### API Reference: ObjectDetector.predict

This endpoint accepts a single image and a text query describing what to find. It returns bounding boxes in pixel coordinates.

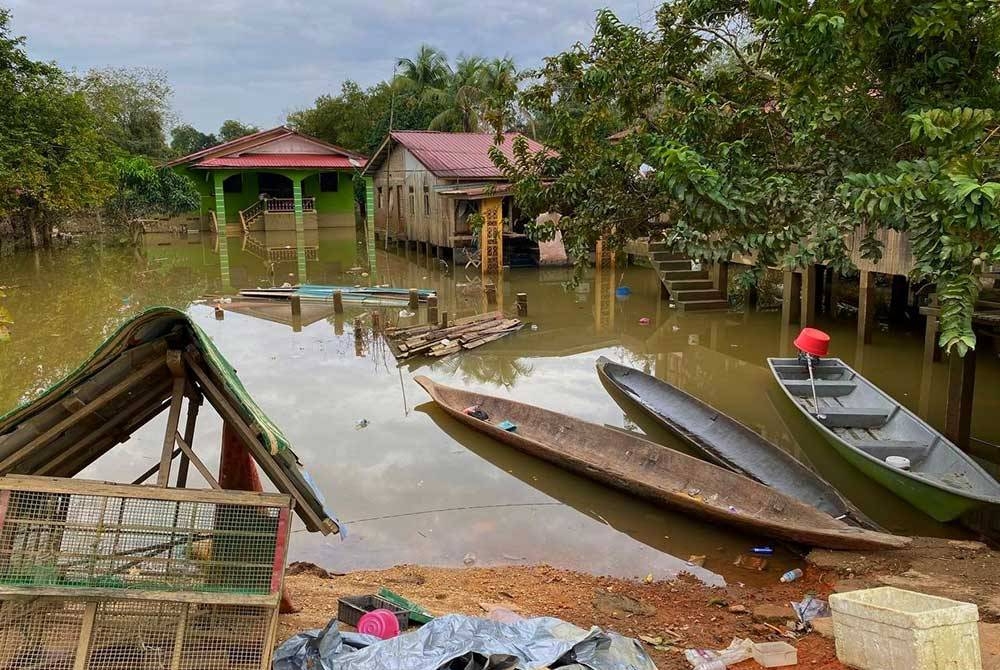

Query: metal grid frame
[0,478,291,596]
[0,597,275,670]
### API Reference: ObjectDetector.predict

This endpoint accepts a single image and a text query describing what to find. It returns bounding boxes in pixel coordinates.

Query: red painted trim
[271,507,290,594]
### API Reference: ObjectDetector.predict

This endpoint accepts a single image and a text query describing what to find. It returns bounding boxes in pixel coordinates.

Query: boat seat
[852,440,929,462]
[814,407,889,428]
[784,379,857,398]
[772,365,851,381]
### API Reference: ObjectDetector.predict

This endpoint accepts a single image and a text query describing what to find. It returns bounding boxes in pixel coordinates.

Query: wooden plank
[133,448,181,485]
[0,356,167,473]
[35,378,173,477]
[946,349,976,450]
[182,351,330,533]
[73,601,98,670]
[157,372,187,487]
[858,270,876,345]
[0,475,290,507]
[170,603,188,670]
[176,391,201,489]
[174,432,220,489]
[0,585,280,607]
[801,264,817,327]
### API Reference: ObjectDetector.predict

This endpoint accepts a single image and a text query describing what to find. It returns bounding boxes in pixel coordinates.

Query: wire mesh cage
[0,477,291,596]
[0,597,274,670]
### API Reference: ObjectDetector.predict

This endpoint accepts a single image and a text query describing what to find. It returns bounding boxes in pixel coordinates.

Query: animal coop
[0,476,292,670]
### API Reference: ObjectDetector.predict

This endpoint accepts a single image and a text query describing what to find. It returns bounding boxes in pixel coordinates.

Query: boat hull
[416,376,909,551]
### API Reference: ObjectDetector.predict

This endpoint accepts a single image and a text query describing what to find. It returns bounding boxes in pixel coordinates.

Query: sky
[8,1,656,133]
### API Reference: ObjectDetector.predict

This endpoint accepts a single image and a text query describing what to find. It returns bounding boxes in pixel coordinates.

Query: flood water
[2,229,998,586]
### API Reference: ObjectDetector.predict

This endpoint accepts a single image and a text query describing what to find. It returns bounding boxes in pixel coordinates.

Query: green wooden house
[167,126,368,235]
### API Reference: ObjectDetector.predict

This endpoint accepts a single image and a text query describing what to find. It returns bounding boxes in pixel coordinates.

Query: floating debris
[386,312,522,360]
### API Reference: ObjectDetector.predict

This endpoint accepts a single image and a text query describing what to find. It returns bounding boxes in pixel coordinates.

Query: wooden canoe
[768,356,1000,522]
[596,356,875,528]
[415,376,909,550]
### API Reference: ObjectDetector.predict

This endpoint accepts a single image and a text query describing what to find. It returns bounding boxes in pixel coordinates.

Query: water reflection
[1,230,997,583]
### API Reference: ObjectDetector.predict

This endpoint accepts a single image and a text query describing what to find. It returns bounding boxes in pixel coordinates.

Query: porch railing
[266,197,315,213]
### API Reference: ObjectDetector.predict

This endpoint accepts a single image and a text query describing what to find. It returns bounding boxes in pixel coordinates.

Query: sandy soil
[278,562,844,670]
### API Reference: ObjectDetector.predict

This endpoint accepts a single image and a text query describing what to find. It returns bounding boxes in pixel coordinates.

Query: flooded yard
[2,229,998,586]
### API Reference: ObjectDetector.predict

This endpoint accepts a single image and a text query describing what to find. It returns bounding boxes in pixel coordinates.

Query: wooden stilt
[712,262,729,301]
[290,295,302,333]
[923,314,942,367]
[157,351,186,487]
[516,292,528,316]
[427,296,439,324]
[333,290,343,314]
[945,348,976,451]
[441,311,448,328]
[372,310,382,332]
[408,289,419,311]
[175,391,201,489]
[890,275,909,323]
[484,281,497,306]
[801,264,817,327]
[334,316,344,336]
[858,270,876,345]
[782,270,802,325]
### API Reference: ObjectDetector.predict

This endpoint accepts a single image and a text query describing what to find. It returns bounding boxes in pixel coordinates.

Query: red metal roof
[165,126,366,169]
[386,131,547,179]
[193,154,365,169]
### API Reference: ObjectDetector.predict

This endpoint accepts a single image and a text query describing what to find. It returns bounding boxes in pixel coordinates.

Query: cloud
[8,0,656,131]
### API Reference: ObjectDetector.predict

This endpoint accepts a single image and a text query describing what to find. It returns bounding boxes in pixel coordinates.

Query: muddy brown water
[1,229,997,586]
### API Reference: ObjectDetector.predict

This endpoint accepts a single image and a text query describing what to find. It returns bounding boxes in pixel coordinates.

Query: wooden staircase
[649,241,729,311]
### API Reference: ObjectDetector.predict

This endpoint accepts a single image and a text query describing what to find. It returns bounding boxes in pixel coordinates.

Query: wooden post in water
[857,270,876,345]
[333,290,343,314]
[800,264,817,327]
[290,295,302,333]
[372,310,382,332]
[516,293,528,316]
[712,262,729,301]
[354,316,364,357]
[441,311,449,328]
[823,267,835,314]
[408,289,419,311]
[923,296,942,365]
[945,348,976,451]
[427,295,439,325]
[781,270,802,325]
[484,281,497,306]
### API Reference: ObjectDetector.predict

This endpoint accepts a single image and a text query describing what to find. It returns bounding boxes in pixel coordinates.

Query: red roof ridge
[166,125,367,168]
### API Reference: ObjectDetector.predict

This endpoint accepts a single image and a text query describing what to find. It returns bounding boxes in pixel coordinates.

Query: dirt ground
[276,536,1000,669]
[278,562,844,669]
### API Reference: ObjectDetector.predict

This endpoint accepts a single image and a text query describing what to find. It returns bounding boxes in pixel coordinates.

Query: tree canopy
[494,2,1000,354]
[218,119,260,143]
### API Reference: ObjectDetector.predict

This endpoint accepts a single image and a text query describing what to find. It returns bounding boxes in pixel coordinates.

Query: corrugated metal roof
[166,126,367,169]
[193,154,364,169]
[388,131,546,179]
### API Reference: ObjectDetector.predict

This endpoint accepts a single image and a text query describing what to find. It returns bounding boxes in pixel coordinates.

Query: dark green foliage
[218,119,260,143]
[170,124,219,156]
[494,3,1000,353]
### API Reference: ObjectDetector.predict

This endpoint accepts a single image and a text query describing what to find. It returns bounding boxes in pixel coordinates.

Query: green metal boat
[768,356,1000,522]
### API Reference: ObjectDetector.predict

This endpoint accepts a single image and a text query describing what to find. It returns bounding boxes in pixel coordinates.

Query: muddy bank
[278,562,844,670]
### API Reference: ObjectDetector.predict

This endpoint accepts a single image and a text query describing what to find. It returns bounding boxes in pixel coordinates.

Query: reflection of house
[167,126,367,234]
[363,131,546,264]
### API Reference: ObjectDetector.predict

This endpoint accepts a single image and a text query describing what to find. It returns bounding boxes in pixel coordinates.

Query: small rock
[811,617,835,639]
[463,553,476,565]
[728,604,749,615]
[687,555,706,567]
[753,603,796,622]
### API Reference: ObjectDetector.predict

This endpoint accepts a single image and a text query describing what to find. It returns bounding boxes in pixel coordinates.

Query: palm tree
[479,58,519,133]
[429,56,487,132]
[396,45,452,97]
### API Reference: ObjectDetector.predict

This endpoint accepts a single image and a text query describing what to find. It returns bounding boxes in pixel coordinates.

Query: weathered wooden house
[167,126,367,235]
[363,131,546,263]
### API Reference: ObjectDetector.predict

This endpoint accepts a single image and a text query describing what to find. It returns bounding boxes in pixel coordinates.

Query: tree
[169,124,218,156]
[103,156,199,242]
[78,67,173,158]
[0,9,114,250]
[494,4,1000,354]
[396,45,453,97]
[218,119,259,143]
[429,56,487,132]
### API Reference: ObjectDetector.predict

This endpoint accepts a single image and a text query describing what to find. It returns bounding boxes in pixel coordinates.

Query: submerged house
[363,131,547,265]
[168,126,367,234]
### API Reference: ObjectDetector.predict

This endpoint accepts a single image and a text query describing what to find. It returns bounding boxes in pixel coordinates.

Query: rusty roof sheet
[386,131,546,179]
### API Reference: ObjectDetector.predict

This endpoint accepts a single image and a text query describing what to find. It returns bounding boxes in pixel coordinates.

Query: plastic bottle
[693,661,727,670]
[780,568,803,583]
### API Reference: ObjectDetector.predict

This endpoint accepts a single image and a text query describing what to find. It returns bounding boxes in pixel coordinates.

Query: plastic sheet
[273,614,658,670]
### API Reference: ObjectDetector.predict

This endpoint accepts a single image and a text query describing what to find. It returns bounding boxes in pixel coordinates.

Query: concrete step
[665,279,714,291]
[649,250,686,262]
[678,299,730,312]
[661,269,710,282]
[653,259,693,272]
[672,289,724,302]
[648,241,672,253]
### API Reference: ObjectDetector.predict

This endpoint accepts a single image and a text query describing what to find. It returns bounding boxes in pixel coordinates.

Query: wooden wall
[844,226,915,277]
[371,144,456,247]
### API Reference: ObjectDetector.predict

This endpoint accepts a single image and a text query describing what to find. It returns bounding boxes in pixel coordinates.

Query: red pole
[220,423,299,613]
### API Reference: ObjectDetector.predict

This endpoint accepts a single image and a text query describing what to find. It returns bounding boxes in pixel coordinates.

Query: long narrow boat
[767,357,1000,522]
[415,376,909,550]
[596,357,874,527]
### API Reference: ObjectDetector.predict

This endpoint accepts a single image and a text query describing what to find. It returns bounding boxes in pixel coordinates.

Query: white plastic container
[829,586,982,670]
[752,641,797,667]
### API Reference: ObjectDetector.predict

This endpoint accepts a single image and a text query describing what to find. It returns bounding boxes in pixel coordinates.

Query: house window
[408,186,415,215]
[377,187,383,209]
[423,186,431,215]
[319,173,339,192]
[222,174,243,193]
